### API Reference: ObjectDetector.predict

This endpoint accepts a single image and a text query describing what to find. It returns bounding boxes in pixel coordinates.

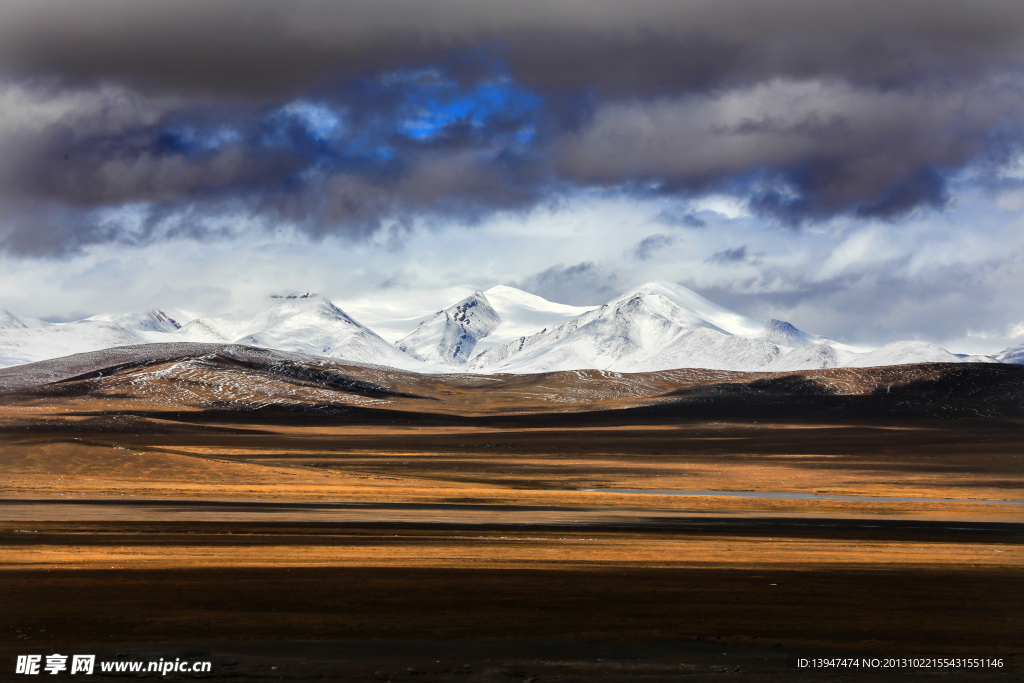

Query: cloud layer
[3,0,1024,254]
[2,0,1024,356]
[6,0,1024,96]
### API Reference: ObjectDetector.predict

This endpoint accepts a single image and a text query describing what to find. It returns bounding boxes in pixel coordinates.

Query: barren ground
[0,354,1021,681]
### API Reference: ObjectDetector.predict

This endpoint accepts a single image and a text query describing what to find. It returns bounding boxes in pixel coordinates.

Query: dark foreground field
[1,346,1021,681]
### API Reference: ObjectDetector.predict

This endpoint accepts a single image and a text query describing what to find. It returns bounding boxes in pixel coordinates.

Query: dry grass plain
[0,350,1022,680]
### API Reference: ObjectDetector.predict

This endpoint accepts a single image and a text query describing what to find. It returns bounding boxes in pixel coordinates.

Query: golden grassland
[1,363,1022,663]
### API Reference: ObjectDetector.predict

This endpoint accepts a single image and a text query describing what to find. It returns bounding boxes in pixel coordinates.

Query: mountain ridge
[467,282,857,373]
[0,283,1010,373]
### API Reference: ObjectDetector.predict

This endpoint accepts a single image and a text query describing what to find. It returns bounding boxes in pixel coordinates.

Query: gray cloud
[656,210,707,228]
[3,0,1024,254]
[555,78,1024,222]
[516,262,620,306]
[706,246,747,264]
[632,234,676,260]
[0,81,546,255]
[5,0,1024,97]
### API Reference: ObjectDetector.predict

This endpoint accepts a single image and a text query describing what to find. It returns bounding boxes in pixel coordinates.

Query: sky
[2,0,1024,353]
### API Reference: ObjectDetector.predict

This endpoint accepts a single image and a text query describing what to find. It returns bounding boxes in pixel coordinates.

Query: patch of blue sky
[262,100,346,150]
[249,67,542,163]
[397,75,543,142]
[515,125,536,145]
[401,116,442,141]
[329,112,397,163]
[159,125,242,155]
[343,135,395,162]
[278,100,344,138]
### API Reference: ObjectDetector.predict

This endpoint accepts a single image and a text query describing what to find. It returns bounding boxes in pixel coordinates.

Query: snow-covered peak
[755,319,820,347]
[248,292,360,328]
[0,309,48,330]
[482,285,593,317]
[177,292,429,371]
[472,286,597,353]
[1,309,28,330]
[615,281,842,350]
[467,285,737,373]
[612,289,725,337]
[0,285,1008,374]
[396,291,501,365]
[87,309,182,333]
[617,281,767,337]
[181,293,364,345]
[995,341,1024,365]
[465,281,909,373]
[845,341,998,368]
[177,317,232,343]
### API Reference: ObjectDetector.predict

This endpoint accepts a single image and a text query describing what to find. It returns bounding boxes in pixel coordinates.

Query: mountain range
[1,282,1016,373]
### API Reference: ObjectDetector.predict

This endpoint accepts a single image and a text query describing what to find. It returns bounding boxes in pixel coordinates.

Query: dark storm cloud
[0,75,547,254]
[555,78,1024,223]
[632,234,676,261]
[4,0,1024,253]
[6,0,1024,97]
[516,262,620,306]
[707,246,748,264]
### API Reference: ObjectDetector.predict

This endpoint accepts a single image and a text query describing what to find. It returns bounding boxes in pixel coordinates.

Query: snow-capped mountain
[464,282,997,373]
[0,309,47,330]
[844,341,998,368]
[766,342,861,371]
[396,291,501,365]
[225,293,425,370]
[0,282,1003,373]
[473,286,598,353]
[995,341,1024,365]
[0,319,148,368]
[0,294,430,372]
[755,319,821,348]
[394,286,594,366]
[86,309,183,334]
[467,282,846,373]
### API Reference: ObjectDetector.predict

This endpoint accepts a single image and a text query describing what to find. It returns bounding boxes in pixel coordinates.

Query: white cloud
[688,194,750,219]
